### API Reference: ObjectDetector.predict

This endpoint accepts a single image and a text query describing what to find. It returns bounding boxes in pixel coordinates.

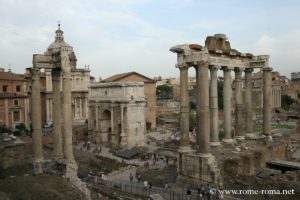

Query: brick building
[0,68,29,128]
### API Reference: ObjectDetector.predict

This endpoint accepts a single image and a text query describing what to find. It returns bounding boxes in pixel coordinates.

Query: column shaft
[179,65,190,151]
[52,69,63,159]
[196,63,210,154]
[263,67,273,139]
[222,67,233,142]
[245,68,253,133]
[31,68,43,174]
[61,56,75,164]
[234,67,243,138]
[209,66,219,145]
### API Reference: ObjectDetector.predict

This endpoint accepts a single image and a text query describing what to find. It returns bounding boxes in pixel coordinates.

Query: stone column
[209,65,220,146]
[61,53,77,172]
[263,67,273,140]
[222,67,233,143]
[95,105,99,131]
[196,63,210,154]
[234,67,244,140]
[31,67,43,174]
[179,64,190,151]
[52,69,63,160]
[120,105,127,147]
[245,68,253,133]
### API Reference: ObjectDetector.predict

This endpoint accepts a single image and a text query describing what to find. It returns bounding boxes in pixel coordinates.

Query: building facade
[0,68,29,128]
[88,82,146,148]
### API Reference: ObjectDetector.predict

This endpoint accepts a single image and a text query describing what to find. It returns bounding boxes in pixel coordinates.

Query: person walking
[129,173,133,183]
[186,187,192,200]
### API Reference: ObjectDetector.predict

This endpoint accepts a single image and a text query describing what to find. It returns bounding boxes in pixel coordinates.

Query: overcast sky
[0,0,299,79]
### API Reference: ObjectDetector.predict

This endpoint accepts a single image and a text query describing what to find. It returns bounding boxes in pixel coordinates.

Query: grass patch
[0,175,85,200]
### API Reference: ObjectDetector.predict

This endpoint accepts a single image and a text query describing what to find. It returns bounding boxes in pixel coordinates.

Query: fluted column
[222,66,233,143]
[120,105,127,147]
[61,54,76,169]
[245,68,253,133]
[234,67,244,139]
[209,65,220,146]
[263,67,273,140]
[179,64,190,151]
[196,63,210,154]
[31,67,43,174]
[52,69,63,160]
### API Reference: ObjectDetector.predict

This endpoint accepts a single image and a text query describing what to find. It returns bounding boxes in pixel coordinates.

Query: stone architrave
[179,64,190,152]
[234,67,244,140]
[245,68,254,133]
[52,69,63,160]
[196,62,210,154]
[31,67,43,174]
[222,66,233,143]
[263,67,273,140]
[209,65,220,146]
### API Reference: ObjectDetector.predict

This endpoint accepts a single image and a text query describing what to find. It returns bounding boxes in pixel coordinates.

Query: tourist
[186,187,191,200]
[137,173,141,183]
[216,186,224,200]
[166,156,169,165]
[149,181,152,189]
[129,173,133,182]
[206,184,211,200]
[144,180,148,188]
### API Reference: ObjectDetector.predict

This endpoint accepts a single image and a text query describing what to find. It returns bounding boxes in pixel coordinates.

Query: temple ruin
[170,34,272,185]
[30,24,90,198]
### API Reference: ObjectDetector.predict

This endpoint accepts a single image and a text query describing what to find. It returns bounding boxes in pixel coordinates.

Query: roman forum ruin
[30,25,91,199]
[170,34,271,185]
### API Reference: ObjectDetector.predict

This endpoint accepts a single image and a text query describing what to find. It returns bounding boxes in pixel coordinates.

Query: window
[13,111,20,122]
[16,85,21,92]
[14,100,19,106]
[3,85,8,92]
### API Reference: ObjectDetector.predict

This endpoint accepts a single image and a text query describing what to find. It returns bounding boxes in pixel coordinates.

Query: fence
[87,177,206,200]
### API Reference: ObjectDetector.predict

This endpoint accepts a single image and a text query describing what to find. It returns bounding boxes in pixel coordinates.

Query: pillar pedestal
[223,138,234,144]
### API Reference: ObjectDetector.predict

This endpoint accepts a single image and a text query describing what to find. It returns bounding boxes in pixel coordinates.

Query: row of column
[178,63,273,154]
[31,66,76,174]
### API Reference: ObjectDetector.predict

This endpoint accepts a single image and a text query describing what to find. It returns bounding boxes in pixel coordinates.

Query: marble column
[52,69,63,160]
[245,68,253,133]
[31,67,43,174]
[61,54,77,169]
[209,65,220,146]
[179,64,190,151]
[263,67,273,140]
[234,67,244,139]
[222,66,233,143]
[120,105,127,147]
[196,63,210,154]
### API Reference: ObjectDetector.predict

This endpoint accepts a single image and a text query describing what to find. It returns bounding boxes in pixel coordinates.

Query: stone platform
[177,151,221,186]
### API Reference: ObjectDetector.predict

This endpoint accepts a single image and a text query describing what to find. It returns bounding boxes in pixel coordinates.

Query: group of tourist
[186,184,224,200]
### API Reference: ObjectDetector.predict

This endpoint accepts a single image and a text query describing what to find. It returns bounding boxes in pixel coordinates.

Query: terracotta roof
[0,72,25,81]
[102,71,155,83]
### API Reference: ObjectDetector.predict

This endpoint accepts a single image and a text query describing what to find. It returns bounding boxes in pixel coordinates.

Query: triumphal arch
[170,34,272,185]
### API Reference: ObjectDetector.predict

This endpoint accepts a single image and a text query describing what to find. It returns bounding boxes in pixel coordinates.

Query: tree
[156,84,172,99]
[281,95,295,111]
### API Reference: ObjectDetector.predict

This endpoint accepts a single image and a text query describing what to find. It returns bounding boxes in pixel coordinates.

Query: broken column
[179,64,190,152]
[52,68,63,160]
[234,67,244,140]
[263,67,273,140]
[31,67,43,174]
[196,62,210,154]
[245,68,253,133]
[222,66,233,143]
[209,65,220,146]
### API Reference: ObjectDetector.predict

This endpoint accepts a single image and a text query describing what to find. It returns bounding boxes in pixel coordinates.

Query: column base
[235,136,245,141]
[265,135,273,142]
[178,146,193,153]
[210,141,221,147]
[65,159,78,180]
[33,159,43,175]
[223,138,234,143]
[177,152,221,186]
